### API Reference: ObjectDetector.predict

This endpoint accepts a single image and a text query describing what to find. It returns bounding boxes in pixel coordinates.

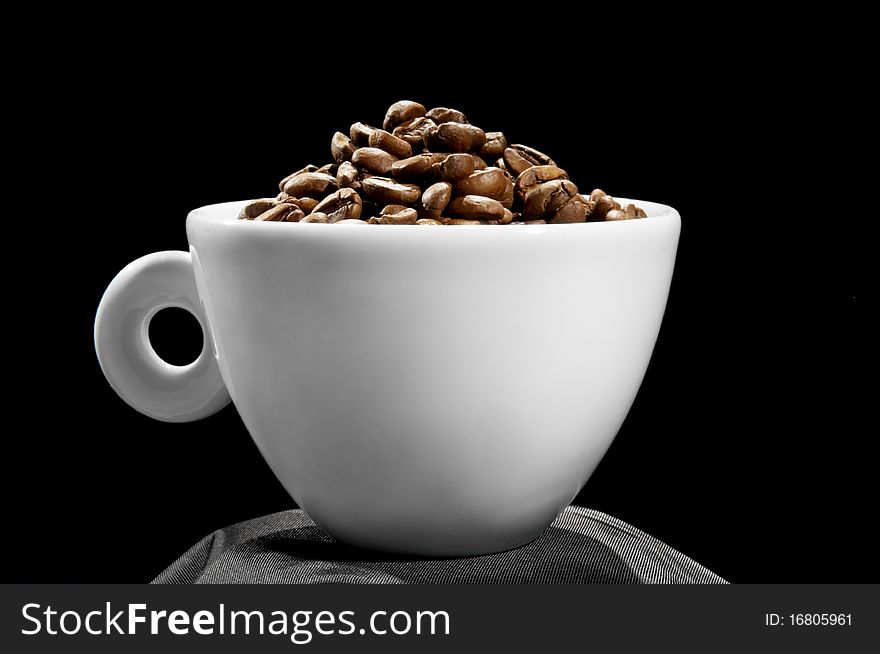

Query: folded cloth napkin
[153,506,725,584]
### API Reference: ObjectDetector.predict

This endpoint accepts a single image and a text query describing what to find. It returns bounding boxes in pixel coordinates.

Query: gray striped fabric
[153,506,725,584]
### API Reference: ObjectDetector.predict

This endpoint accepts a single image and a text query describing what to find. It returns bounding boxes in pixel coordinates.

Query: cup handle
[94,250,230,422]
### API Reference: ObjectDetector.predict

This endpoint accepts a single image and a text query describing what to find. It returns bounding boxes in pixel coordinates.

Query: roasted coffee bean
[454,167,509,199]
[383,100,427,132]
[256,204,304,222]
[605,209,630,221]
[380,204,408,215]
[522,180,579,219]
[283,172,338,198]
[499,173,515,209]
[299,198,320,213]
[300,212,330,223]
[278,164,319,191]
[415,218,444,225]
[336,218,370,225]
[500,208,514,224]
[421,182,452,217]
[495,157,509,174]
[369,129,413,159]
[590,189,607,202]
[239,199,277,220]
[350,122,376,146]
[391,153,435,180]
[444,218,483,225]
[433,153,475,182]
[592,194,615,220]
[352,147,398,175]
[368,208,418,225]
[550,196,591,223]
[331,132,356,163]
[275,196,319,213]
[502,144,555,175]
[426,107,468,124]
[336,161,360,189]
[471,155,488,170]
[480,132,508,158]
[448,195,505,221]
[427,122,487,153]
[392,116,437,147]
[361,177,421,205]
[514,165,569,199]
[312,187,363,223]
[612,200,622,210]
[316,163,338,175]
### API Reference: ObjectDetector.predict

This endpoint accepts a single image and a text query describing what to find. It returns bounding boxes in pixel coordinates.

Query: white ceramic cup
[95,199,680,555]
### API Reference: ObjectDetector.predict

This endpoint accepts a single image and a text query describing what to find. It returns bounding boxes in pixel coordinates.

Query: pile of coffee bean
[239,101,647,225]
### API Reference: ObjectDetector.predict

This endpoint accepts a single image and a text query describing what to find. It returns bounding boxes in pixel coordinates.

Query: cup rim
[189,197,678,230]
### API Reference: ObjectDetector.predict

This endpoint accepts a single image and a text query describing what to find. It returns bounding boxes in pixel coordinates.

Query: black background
[5,29,871,583]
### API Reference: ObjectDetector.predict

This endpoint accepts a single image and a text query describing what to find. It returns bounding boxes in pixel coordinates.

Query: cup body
[186,200,680,555]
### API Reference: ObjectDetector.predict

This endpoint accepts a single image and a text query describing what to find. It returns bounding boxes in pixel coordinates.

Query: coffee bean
[454,167,509,199]
[522,180,579,219]
[448,195,505,221]
[331,132,356,163]
[383,100,427,132]
[605,209,629,221]
[315,163,338,175]
[239,199,277,220]
[502,144,555,175]
[444,218,483,225]
[590,189,607,202]
[433,153,475,182]
[278,164,319,192]
[283,172,338,198]
[392,117,437,148]
[480,131,508,158]
[415,218,444,225]
[381,204,410,215]
[256,203,304,222]
[352,147,398,175]
[391,153,435,180]
[350,122,376,146]
[421,182,452,217]
[427,122,487,153]
[275,196,319,213]
[336,161,360,189]
[368,208,418,224]
[514,165,569,200]
[550,197,591,224]
[499,171,515,209]
[368,129,413,159]
[426,107,468,124]
[495,157,509,174]
[312,188,363,223]
[300,212,330,223]
[471,155,488,170]
[592,195,615,220]
[361,177,422,205]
